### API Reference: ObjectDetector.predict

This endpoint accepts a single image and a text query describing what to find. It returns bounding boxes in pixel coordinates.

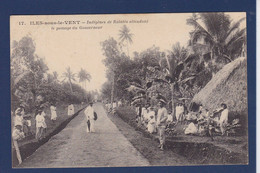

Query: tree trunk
[127,41,129,57]
[111,73,115,108]
[69,79,73,92]
[170,83,175,119]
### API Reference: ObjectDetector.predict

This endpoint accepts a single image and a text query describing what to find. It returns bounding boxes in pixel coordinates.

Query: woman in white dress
[68,103,74,116]
[50,103,57,122]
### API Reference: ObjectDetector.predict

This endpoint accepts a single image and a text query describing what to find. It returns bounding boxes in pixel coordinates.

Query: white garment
[147,117,156,133]
[179,105,184,114]
[36,113,46,128]
[14,116,23,126]
[50,106,57,120]
[157,107,168,126]
[184,122,198,135]
[167,114,173,122]
[219,109,228,124]
[141,108,148,121]
[12,128,25,140]
[84,106,95,132]
[68,104,74,116]
[175,106,180,120]
[85,106,94,119]
[26,120,31,127]
[113,102,116,108]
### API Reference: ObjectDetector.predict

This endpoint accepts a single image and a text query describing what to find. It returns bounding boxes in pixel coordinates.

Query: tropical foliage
[11,36,93,113]
[101,13,246,114]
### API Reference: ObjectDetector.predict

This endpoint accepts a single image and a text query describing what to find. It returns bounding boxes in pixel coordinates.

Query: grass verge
[110,106,248,165]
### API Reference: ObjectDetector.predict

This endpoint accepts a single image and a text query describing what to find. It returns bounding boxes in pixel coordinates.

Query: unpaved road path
[19,103,149,168]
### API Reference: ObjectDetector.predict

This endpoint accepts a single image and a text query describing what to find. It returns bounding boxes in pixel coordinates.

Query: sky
[10,12,246,92]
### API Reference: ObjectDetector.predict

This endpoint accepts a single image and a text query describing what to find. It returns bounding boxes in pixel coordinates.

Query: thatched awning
[192,57,247,116]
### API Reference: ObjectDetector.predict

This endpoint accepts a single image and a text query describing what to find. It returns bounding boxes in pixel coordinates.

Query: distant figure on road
[68,103,74,116]
[84,102,96,133]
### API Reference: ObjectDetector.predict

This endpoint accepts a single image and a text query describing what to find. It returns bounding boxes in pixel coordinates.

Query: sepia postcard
[10,13,248,168]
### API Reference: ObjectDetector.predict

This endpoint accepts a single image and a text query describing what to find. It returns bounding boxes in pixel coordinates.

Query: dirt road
[19,103,150,168]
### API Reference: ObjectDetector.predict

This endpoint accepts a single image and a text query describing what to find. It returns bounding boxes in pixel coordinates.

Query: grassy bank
[112,106,248,165]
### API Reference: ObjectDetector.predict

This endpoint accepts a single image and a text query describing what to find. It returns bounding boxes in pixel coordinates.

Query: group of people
[135,99,170,150]
[135,100,230,148]
[104,100,122,112]
[12,102,76,164]
[185,103,229,139]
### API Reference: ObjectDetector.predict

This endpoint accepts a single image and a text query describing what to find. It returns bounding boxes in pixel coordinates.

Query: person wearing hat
[156,99,168,150]
[12,124,25,164]
[84,102,96,133]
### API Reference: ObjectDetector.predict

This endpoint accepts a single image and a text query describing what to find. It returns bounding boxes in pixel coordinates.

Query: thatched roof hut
[192,57,247,125]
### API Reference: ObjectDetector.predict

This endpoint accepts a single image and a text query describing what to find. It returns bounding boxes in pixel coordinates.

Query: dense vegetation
[101,13,246,114]
[11,36,93,113]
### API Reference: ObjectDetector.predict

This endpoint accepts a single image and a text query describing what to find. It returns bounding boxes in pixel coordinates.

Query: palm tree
[119,25,133,57]
[150,43,196,117]
[53,71,59,83]
[187,13,246,63]
[62,67,76,92]
[78,68,91,89]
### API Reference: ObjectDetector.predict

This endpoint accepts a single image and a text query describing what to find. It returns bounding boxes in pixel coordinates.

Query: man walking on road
[84,102,95,133]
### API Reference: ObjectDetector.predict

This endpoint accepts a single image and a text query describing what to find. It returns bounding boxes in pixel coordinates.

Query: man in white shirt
[219,103,229,135]
[156,100,168,150]
[84,102,95,133]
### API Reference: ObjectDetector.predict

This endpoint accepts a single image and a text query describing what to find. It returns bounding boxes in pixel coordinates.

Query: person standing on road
[84,102,96,133]
[156,100,168,150]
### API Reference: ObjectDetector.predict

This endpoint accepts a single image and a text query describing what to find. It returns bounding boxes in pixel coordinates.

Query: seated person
[166,110,173,123]
[184,122,198,135]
